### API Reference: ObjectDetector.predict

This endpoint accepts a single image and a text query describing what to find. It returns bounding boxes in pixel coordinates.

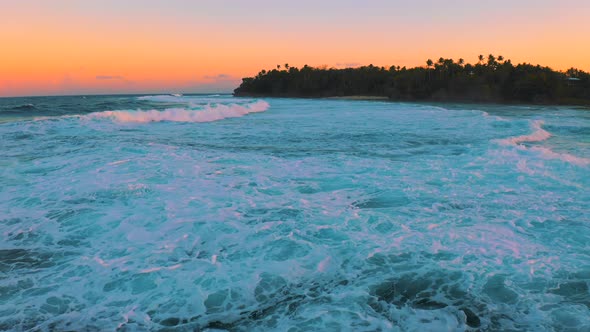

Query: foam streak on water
[0,95,589,331]
[499,119,552,145]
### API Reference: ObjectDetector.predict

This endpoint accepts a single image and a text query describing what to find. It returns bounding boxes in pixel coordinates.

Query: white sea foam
[3,97,590,331]
[87,100,269,123]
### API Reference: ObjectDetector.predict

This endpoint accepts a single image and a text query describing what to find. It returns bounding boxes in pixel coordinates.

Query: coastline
[233,93,590,108]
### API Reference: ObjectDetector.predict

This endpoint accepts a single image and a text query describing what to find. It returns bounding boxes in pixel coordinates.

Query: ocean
[1,94,589,331]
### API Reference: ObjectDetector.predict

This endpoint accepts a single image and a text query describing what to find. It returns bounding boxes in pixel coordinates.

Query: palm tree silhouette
[487,54,496,66]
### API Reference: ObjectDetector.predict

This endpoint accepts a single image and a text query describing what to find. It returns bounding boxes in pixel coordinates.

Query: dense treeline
[233,55,590,104]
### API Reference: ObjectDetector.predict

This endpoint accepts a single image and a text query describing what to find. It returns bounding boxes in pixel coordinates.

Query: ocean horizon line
[0,92,234,99]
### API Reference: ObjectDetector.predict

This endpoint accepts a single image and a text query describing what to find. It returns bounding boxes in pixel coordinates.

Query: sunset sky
[1,0,589,97]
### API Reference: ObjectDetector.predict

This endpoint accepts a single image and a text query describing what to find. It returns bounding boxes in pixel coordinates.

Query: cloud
[96,75,124,80]
[203,74,234,80]
[335,62,362,68]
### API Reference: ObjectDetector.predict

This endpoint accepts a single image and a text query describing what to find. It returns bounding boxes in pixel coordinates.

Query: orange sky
[1,0,589,97]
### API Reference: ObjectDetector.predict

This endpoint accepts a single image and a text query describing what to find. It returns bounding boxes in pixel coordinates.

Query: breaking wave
[87,100,269,123]
[499,119,589,166]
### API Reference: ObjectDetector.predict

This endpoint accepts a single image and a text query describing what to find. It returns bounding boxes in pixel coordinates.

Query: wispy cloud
[96,75,124,80]
[335,62,362,68]
[203,74,234,80]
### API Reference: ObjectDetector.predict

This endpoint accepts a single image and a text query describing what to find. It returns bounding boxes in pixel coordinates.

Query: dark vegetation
[234,55,590,105]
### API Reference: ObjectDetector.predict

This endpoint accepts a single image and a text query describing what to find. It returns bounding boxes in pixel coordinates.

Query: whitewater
[1,95,589,331]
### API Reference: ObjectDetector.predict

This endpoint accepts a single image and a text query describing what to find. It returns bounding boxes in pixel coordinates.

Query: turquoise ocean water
[1,95,589,331]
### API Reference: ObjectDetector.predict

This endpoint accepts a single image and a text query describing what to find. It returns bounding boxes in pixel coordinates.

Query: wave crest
[499,120,551,145]
[88,100,269,123]
[498,120,589,166]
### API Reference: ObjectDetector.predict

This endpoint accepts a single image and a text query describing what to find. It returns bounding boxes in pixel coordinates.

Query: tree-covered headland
[234,55,590,105]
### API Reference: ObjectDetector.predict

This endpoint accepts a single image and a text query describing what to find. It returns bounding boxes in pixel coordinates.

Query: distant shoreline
[233,56,590,106]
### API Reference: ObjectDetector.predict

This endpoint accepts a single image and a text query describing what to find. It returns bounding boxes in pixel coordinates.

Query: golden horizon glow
[1,0,589,97]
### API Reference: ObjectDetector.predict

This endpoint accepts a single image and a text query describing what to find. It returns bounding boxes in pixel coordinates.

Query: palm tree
[487,54,496,66]
[478,55,484,65]
[426,59,433,81]
[497,55,504,62]
[285,63,290,70]
[458,58,465,66]
[277,64,281,70]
